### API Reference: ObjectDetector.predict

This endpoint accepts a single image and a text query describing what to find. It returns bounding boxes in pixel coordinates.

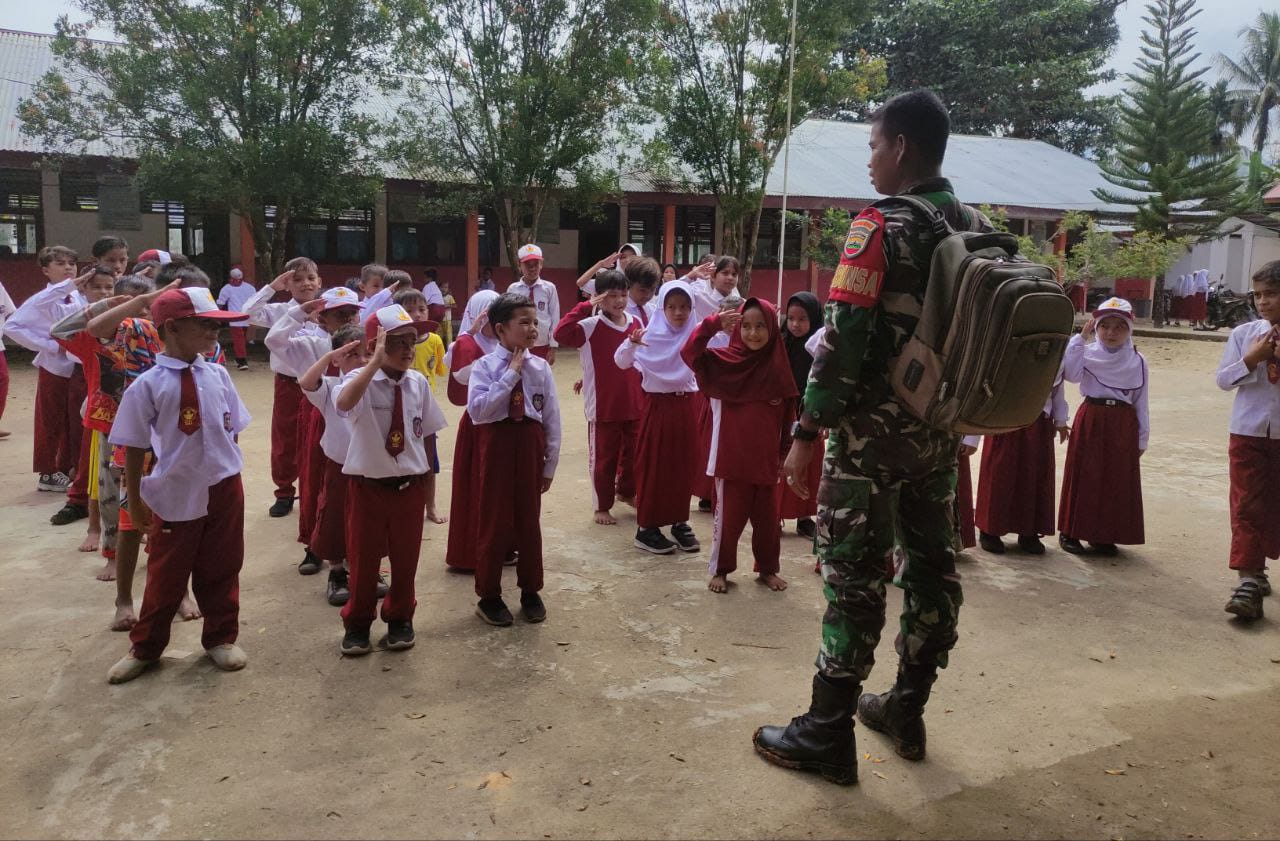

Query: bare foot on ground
[110,602,136,632]
[594,510,617,525]
[708,574,728,594]
[78,529,100,553]
[426,507,448,525]
[96,559,117,581]
[758,572,788,591]
[179,593,202,621]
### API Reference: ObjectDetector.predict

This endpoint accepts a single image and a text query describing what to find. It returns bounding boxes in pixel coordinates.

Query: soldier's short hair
[871,89,950,168]
[1252,260,1280,291]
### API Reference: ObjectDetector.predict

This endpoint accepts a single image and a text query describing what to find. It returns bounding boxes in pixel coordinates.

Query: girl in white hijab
[1058,297,1149,555]
[614,280,703,555]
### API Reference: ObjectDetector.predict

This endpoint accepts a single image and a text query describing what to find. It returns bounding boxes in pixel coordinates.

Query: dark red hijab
[692,298,799,403]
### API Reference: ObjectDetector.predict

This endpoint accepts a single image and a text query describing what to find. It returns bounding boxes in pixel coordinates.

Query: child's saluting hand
[718,309,742,333]
[508,346,526,374]
[629,326,648,346]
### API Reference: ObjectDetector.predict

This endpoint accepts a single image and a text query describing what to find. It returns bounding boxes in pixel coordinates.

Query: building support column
[236,214,256,280]
[663,204,676,265]
[374,188,388,264]
[465,209,480,294]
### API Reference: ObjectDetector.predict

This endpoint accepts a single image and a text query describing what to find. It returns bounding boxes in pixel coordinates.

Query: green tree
[18,0,400,278]
[841,0,1123,156]
[651,0,884,292]
[1217,11,1280,196]
[392,0,653,270]
[1205,79,1248,155]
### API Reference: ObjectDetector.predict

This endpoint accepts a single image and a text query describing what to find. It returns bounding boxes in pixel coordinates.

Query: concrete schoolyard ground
[0,335,1277,839]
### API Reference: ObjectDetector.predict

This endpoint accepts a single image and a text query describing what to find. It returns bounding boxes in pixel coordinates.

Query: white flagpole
[775,0,799,313]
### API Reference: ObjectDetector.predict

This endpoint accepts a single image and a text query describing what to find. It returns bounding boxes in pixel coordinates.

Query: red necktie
[638,306,648,327]
[509,377,526,420]
[178,366,201,435]
[386,383,405,457]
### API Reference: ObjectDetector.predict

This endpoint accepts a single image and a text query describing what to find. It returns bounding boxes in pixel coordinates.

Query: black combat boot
[856,662,938,761]
[752,674,859,785]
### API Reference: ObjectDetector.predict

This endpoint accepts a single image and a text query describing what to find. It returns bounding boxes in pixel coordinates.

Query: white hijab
[634,280,698,392]
[446,290,500,368]
[1082,315,1146,391]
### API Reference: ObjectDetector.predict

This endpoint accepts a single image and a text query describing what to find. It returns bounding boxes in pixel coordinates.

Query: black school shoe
[671,522,700,552]
[796,518,816,539]
[1225,580,1264,622]
[978,531,1006,554]
[1017,535,1047,555]
[1089,542,1119,557]
[49,502,89,526]
[698,498,713,513]
[340,628,372,656]
[635,527,677,555]
[384,621,415,650]
[268,497,295,518]
[326,568,350,606]
[376,574,389,598]
[477,597,514,626]
[1258,571,1272,597]
[520,592,547,623]
[298,550,322,575]
[1058,534,1086,555]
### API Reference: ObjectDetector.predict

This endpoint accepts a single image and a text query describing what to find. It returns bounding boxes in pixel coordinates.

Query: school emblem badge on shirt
[223,411,233,432]
[412,416,423,438]
[532,393,545,412]
[538,300,546,311]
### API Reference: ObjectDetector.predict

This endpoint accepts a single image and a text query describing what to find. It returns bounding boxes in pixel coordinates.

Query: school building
[2,27,1136,311]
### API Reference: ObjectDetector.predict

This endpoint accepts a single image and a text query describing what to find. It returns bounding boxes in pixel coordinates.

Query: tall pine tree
[1094,0,1242,240]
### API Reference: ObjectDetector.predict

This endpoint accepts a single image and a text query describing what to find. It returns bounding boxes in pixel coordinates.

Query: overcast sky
[0,0,1267,94]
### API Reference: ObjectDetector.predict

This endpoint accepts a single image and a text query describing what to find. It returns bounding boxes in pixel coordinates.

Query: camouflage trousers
[814,424,963,681]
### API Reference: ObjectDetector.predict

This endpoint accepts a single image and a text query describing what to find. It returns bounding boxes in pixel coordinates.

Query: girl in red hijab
[682,298,798,594]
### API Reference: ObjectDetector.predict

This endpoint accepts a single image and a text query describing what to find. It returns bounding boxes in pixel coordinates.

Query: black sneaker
[384,620,415,650]
[476,597,514,626]
[268,497,295,518]
[340,627,372,656]
[1225,580,1264,621]
[236,360,249,371]
[634,527,677,555]
[49,502,89,526]
[504,550,519,567]
[697,498,713,513]
[1258,571,1272,597]
[326,568,350,606]
[671,522,700,552]
[796,518,816,539]
[1017,535,1046,555]
[1058,534,1086,555]
[520,592,547,623]
[37,472,72,493]
[978,531,1006,554]
[1089,542,1119,557]
[376,574,389,598]
[298,550,322,575]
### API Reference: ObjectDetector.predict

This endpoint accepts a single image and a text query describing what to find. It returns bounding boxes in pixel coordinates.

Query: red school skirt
[1058,399,1145,545]
[692,392,716,502]
[444,412,478,571]
[975,413,1057,538]
[635,392,699,529]
[778,431,824,520]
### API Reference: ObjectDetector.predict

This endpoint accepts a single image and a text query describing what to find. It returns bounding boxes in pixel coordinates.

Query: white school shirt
[613,337,699,394]
[245,289,327,376]
[303,376,353,462]
[216,281,256,328]
[1044,377,1070,426]
[5,278,85,376]
[333,368,447,479]
[467,346,562,478]
[109,354,250,522]
[423,281,446,306]
[1215,320,1280,439]
[507,277,560,349]
[264,302,332,378]
[688,278,734,349]
[626,296,658,327]
[1062,334,1151,449]
[0,282,15,353]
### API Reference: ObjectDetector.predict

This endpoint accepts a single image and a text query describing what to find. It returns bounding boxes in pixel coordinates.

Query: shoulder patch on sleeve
[830,208,887,308]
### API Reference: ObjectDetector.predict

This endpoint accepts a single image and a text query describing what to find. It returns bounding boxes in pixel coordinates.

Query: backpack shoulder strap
[872,194,954,240]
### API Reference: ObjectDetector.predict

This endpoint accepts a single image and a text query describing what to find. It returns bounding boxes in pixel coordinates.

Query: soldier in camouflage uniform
[753,90,991,786]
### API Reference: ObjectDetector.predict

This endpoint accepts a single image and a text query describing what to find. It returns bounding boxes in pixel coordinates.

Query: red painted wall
[1,256,56,306]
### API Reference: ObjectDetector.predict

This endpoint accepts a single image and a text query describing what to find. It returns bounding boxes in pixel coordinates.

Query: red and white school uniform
[443,329,498,571]
[467,346,562,600]
[975,377,1068,539]
[553,302,643,512]
[1059,301,1150,545]
[265,288,361,545]
[109,353,251,661]
[507,276,560,361]
[333,363,447,632]
[682,300,798,577]
[1215,319,1280,573]
[244,284,325,501]
[217,279,256,359]
[302,375,352,565]
[614,281,700,529]
[6,277,88,484]
[687,279,736,503]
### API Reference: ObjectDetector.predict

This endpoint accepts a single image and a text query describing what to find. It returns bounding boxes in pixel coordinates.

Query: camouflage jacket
[804,177,991,444]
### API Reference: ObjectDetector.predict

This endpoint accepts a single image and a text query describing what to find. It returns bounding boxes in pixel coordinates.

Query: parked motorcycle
[1199,282,1259,331]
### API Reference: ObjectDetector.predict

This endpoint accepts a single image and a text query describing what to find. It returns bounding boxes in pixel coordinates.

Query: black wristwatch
[791,421,820,442]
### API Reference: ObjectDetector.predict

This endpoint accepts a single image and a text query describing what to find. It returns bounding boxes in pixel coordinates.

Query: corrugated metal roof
[765,119,1129,214]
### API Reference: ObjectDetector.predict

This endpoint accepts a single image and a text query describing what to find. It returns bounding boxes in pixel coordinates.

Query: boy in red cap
[106,287,253,684]
[332,304,447,656]
[506,244,560,364]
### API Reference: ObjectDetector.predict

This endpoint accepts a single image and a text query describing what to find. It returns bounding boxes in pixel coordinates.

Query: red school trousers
[710,477,781,576]
[229,327,248,360]
[0,352,8,423]
[33,365,84,476]
[1228,434,1280,573]
[588,419,637,512]
[270,373,304,500]
[297,403,326,544]
[342,474,426,631]
[129,475,245,661]
[310,454,348,564]
[474,419,546,600]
